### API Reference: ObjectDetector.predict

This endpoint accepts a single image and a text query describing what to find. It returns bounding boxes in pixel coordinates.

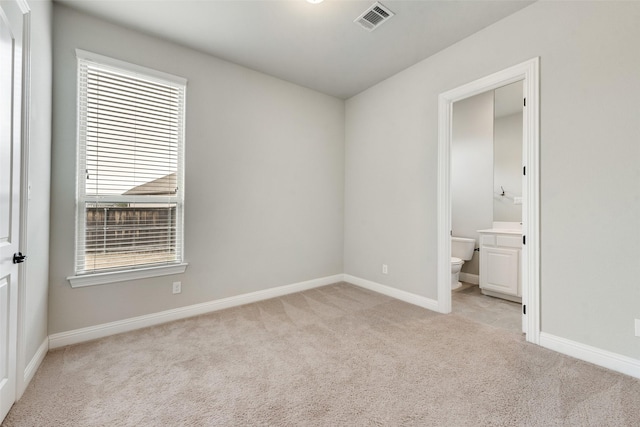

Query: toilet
[451,237,476,290]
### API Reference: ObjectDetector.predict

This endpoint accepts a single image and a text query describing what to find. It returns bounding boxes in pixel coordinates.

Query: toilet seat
[451,257,463,266]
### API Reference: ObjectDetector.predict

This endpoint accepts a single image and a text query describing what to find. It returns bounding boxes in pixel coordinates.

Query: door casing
[436,58,540,344]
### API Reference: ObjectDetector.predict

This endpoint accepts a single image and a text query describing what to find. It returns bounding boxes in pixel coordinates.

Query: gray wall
[23,0,51,372]
[49,5,345,334]
[345,1,640,359]
[451,91,494,276]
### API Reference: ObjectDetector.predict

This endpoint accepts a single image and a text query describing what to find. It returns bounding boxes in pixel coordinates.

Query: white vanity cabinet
[477,230,522,302]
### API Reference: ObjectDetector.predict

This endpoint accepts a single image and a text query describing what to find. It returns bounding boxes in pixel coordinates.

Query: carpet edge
[48,274,344,349]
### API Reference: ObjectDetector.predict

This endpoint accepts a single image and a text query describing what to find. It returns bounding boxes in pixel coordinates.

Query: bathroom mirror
[493,81,523,223]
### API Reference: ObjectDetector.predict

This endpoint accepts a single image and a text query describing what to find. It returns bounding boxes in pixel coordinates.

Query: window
[71,50,187,286]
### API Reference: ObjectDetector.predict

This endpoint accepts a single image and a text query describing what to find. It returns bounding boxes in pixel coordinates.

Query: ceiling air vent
[354,2,394,32]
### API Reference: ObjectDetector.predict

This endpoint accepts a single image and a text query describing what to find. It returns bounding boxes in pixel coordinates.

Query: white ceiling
[55,0,534,99]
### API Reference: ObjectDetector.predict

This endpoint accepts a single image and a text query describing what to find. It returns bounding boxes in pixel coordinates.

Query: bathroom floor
[452,283,522,334]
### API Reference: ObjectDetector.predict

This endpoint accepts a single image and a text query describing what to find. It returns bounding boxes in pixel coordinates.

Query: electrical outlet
[172,281,182,294]
[382,264,388,274]
[635,319,640,337]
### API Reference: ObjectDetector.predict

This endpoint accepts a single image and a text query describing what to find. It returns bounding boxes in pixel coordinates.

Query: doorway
[451,81,523,334]
[436,58,540,344]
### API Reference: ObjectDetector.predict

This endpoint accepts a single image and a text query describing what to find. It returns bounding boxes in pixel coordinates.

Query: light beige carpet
[3,282,639,426]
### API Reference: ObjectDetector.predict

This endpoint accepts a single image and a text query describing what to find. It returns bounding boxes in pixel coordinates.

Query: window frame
[68,50,188,287]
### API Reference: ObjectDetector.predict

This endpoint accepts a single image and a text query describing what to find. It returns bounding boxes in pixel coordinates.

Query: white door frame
[436,58,540,344]
[15,0,31,400]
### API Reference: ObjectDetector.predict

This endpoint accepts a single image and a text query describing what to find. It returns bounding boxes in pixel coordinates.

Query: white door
[0,0,24,421]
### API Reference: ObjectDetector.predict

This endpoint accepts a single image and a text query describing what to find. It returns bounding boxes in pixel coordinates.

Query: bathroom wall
[451,92,494,276]
[493,112,523,223]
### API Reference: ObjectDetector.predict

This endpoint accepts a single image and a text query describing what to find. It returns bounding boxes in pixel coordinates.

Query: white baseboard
[459,272,479,285]
[539,332,640,379]
[49,274,343,349]
[344,274,439,312]
[18,337,48,399]
[46,274,639,382]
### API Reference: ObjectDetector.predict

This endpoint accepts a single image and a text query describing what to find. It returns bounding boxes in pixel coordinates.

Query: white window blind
[75,50,186,275]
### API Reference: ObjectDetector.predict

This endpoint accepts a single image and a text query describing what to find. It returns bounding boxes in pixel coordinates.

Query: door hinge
[523,304,526,315]
[523,166,526,176]
[523,235,526,245]
[524,98,526,107]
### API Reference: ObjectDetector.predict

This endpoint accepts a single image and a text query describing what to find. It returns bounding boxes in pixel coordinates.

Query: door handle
[13,252,26,264]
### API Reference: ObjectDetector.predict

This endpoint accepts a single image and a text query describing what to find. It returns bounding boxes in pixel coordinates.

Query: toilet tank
[451,237,476,261]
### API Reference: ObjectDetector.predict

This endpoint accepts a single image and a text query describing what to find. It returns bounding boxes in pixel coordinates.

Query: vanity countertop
[477,228,522,235]
[477,221,522,235]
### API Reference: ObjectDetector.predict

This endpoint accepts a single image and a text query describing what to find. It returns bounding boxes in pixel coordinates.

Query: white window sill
[67,263,189,288]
